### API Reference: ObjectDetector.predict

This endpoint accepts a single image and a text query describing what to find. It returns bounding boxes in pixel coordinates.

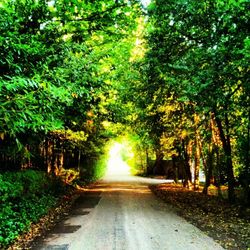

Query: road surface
[33,175,224,250]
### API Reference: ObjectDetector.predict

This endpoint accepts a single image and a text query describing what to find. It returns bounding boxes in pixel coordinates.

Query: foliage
[1,1,249,248]
[0,0,142,172]
[0,170,66,247]
[128,0,250,202]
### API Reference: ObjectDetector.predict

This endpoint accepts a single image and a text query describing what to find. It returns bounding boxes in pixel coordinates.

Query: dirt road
[33,175,224,250]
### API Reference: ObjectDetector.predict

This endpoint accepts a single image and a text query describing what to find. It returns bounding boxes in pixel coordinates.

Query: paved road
[33,175,224,250]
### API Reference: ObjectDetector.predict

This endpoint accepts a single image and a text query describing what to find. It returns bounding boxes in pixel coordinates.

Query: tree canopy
[128,0,249,202]
[0,0,249,203]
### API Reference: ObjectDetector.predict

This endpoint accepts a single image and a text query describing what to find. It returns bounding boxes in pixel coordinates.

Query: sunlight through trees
[0,0,250,247]
[106,142,131,176]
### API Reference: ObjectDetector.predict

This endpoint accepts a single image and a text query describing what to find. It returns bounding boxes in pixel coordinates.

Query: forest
[0,0,249,248]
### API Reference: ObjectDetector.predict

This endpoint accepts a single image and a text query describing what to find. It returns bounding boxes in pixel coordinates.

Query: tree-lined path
[1,0,249,248]
[33,175,224,250]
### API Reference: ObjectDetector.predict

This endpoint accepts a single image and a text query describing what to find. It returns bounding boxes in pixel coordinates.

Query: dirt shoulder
[150,183,250,250]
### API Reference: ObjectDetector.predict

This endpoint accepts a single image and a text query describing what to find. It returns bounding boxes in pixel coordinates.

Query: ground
[150,182,250,250]
[9,175,249,250]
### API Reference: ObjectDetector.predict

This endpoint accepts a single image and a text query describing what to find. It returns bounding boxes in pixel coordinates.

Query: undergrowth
[0,170,66,248]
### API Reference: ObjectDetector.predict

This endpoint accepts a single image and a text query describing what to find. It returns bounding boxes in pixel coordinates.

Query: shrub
[0,170,63,248]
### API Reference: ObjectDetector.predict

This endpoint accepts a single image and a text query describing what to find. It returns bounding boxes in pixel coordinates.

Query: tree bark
[203,144,214,195]
[203,116,216,194]
[153,150,164,175]
[194,113,201,190]
[240,109,250,205]
[78,150,81,172]
[172,154,179,184]
[182,139,192,188]
[214,111,235,202]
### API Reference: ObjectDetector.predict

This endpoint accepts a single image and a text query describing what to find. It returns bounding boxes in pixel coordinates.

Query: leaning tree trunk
[214,111,235,202]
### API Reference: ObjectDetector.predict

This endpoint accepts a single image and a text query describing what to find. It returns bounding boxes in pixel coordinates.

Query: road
[33,175,224,250]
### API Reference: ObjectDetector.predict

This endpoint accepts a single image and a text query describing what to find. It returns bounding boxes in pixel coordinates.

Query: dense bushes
[0,170,66,248]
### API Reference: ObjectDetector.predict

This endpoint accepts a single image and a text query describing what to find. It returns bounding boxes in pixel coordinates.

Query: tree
[0,0,142,173]
[132,0,249,202]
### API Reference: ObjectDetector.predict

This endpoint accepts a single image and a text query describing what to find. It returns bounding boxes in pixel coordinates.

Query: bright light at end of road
[141,0,151,7]
[106,143,131,176]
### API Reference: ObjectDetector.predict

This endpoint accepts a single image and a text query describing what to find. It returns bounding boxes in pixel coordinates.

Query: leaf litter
[150,183,250,250]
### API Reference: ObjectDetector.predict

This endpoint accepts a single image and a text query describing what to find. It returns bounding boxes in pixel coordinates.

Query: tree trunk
[78,150,81,172]
[153,150,164,175]
[50,140,56,175]
[240,109,250,205]
[172,154,178,183]
[203,144,214,194]
[182,139,192,188]
[203,116,216,194]
[194,113,201,190]
[214,111,235,202]
[245,111,250,205]
[45,138,50,173]
[145,147,149,169]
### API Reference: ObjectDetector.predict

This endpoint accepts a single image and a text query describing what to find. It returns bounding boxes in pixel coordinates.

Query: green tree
[0,0,142,172]
[133,0,249,202]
